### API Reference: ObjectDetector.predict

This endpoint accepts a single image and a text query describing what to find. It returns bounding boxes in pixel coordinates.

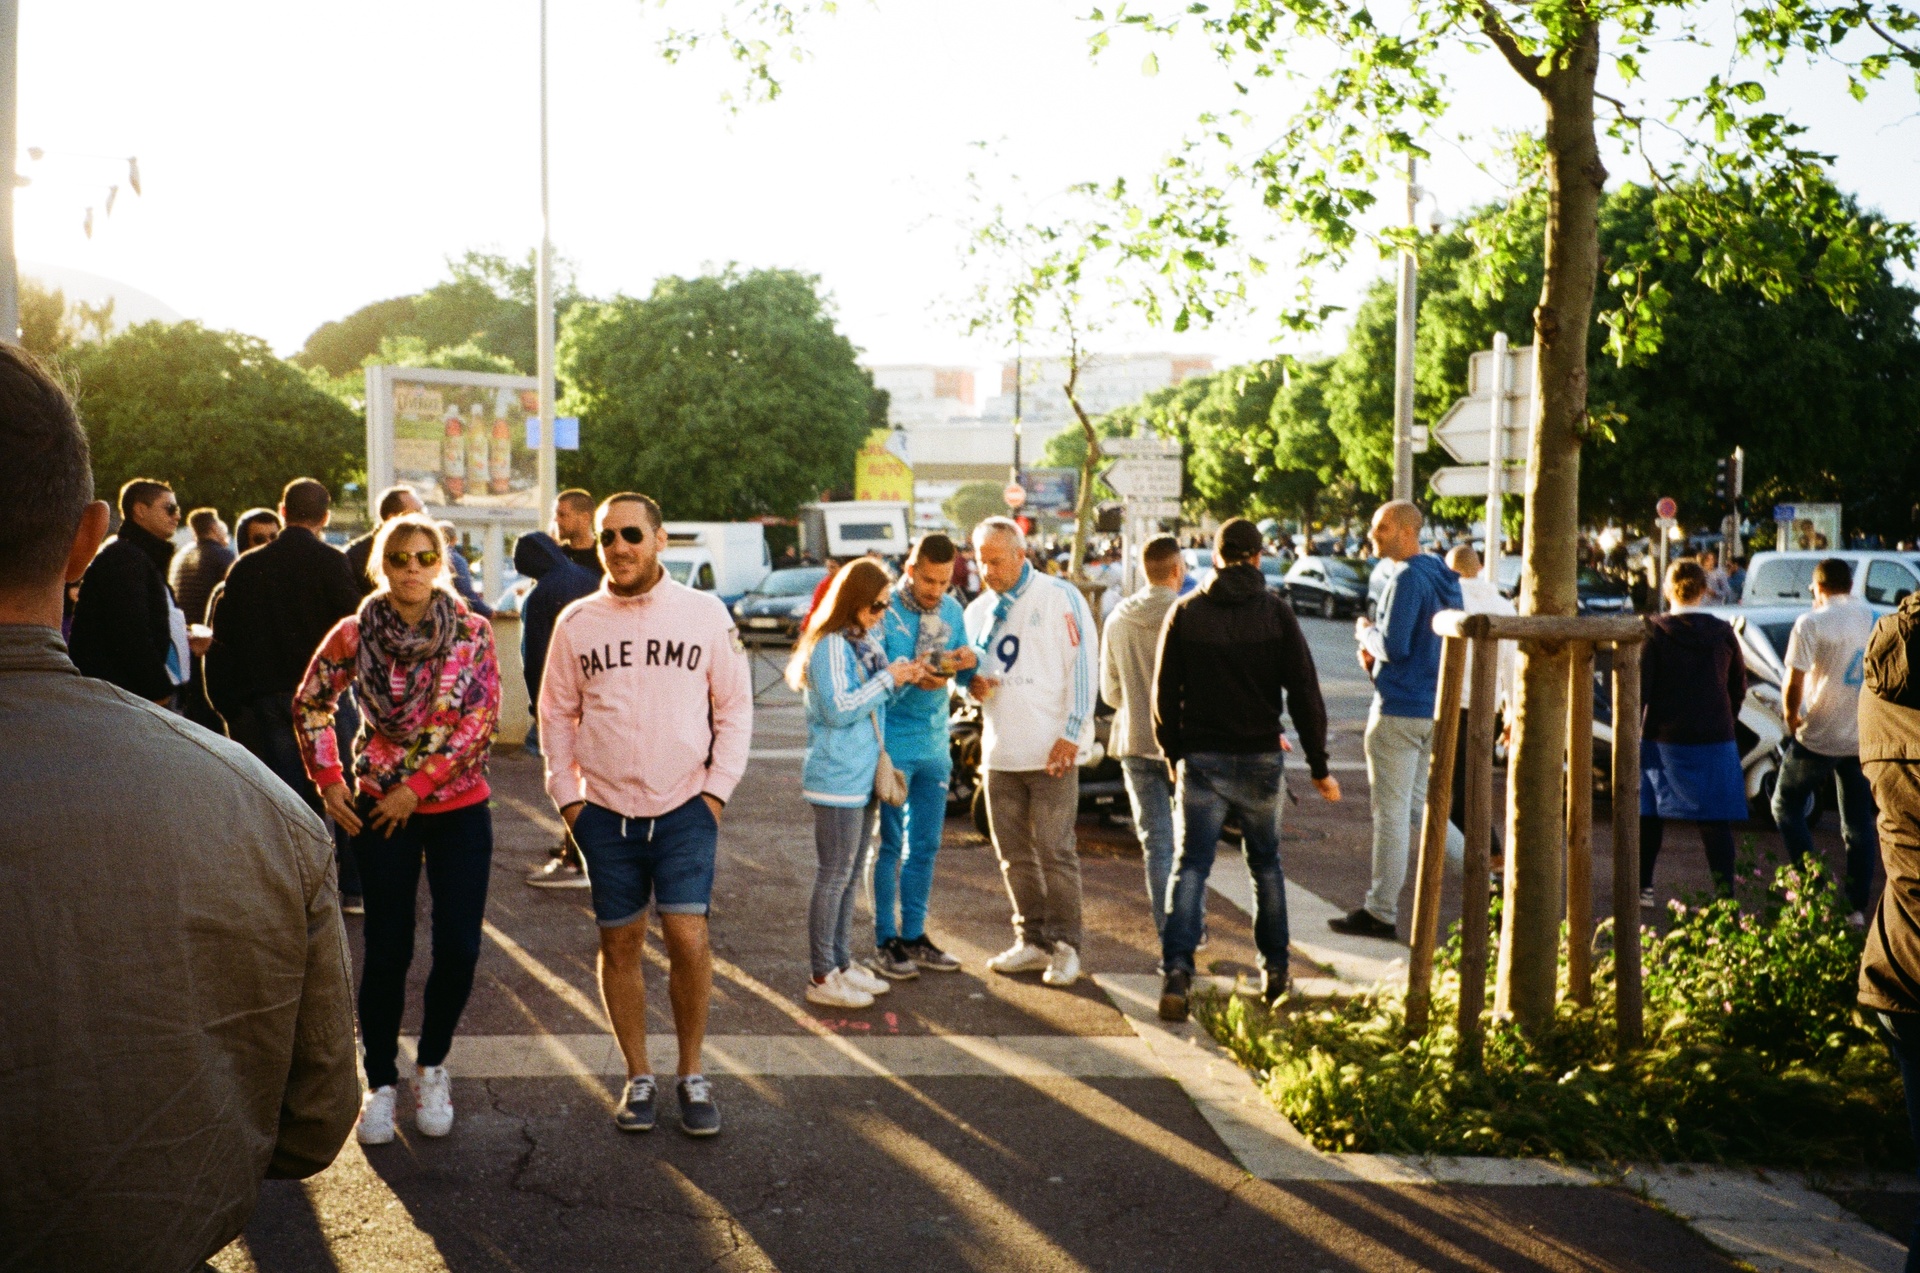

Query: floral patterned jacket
[294,606,500,812]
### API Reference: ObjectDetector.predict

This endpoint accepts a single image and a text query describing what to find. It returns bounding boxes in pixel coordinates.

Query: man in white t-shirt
[1773,556,1879,920]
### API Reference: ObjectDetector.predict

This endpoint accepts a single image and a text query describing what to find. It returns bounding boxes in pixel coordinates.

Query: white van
[660,522,772,604]
[1740,550,1920,611]
[798,501,911,561]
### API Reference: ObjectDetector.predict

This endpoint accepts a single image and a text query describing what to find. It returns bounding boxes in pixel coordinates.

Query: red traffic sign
[1003,481,1027,509]
[1656,496,1677,520]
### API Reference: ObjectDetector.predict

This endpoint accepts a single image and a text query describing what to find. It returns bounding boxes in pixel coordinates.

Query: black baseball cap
[1216,518,1264,561]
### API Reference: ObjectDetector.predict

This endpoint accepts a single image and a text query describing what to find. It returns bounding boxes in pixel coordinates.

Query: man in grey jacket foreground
[0,343,358,1272]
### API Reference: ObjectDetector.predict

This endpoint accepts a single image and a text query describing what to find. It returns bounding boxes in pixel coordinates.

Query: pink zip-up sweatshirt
[539,577,753,818]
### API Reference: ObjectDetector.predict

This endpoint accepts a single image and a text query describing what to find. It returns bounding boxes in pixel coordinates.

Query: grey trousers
[984,768,1083,951]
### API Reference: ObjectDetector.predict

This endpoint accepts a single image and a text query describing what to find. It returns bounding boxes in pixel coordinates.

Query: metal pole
[1390,153,1418,503]
[0,0,19,345]
[1011,347,1023,481]
[1486,330,1508,578]
[535,0,558,521]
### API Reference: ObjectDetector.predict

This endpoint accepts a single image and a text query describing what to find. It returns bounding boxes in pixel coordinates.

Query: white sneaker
[842,962,891,996]
[805,969,873,1009]
[415,1064,454,1138]
[1042,942,1082,987]
[1849,910,1868,930]
[356,1085,397,1145]
[986,942,1052,975]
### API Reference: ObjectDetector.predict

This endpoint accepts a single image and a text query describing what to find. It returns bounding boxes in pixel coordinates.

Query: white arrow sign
[1100,458,1182,500]
[1429,464,1525,499]
[1431,397,1531,466]
[1101,435,1181,458]
[1468,345,1535,401]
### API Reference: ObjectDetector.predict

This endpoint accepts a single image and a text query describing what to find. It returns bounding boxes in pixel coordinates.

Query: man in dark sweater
[513,531,599,887]
[68,478,183,704]
[1153,518,1342,1020]
[169,507,235,731]
[206,477,363,904]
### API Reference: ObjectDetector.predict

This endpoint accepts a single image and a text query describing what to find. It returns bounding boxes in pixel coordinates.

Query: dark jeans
[355,800,494,1089]
[244,692,362,897]
[1163,752,1289,981]
[1449,710,1500,857]
[1773,739,1878,912]
[1877,1010,1920,1272]
[1641,815,1735,896]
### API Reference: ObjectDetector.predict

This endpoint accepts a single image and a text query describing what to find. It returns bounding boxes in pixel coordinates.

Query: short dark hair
[557,488,595,516]
[119,478,171,523]
[599,492,662,530]
[1215,517,1264,563]
[186,507,221,538]
[376,484,419,520]
[281,478,331,525]
[0,344,92,591]
[1142,535,1182,573]
[235,507,282,549]
[909,533,956,566]
[1815,557,1853,592]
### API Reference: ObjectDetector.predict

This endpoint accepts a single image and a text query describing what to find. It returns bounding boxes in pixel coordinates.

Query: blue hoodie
[1372,552,1463,719]
[514,532,599,702]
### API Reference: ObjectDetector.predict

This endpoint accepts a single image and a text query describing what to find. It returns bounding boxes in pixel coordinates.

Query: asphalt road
[209,624,1757,1272]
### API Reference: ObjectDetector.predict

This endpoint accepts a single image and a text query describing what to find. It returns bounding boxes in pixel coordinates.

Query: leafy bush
[1200,858,1909,1167]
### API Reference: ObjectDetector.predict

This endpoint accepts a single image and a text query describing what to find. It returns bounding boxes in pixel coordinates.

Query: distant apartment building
[866,354,1212,528]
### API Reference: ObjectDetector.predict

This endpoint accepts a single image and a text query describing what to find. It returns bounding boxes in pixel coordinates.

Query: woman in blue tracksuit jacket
[784,558,926,1010]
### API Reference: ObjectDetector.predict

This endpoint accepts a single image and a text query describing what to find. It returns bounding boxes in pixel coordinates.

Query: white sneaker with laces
[357,1085,397,1145]
[1640,887,1657,909]
[1042,942,1081,987]
[986,942,1052,975]
[805,968,874,1009]
[415,1064,454,1137]
[842,962,891,996]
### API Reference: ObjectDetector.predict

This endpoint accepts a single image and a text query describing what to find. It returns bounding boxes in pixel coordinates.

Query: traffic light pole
[0,0,19,345]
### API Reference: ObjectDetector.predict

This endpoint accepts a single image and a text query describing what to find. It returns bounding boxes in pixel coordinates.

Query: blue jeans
[1878,1010,1920,1272]
[874,754,950,944]
[810,801,877,977]
[1163,752,1289,980]
[1120,756,1179,940]
[1773,739,1878,912]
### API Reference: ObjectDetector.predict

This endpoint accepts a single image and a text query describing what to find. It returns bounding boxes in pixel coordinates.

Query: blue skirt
[1640,740,1747,822]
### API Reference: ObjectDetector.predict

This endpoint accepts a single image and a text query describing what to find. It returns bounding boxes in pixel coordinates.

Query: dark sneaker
[1158,969,1192,1023]
[1262,971,1291,1006]
[902,935,961,972]
[677,1075,721,1137]
[871,939,921,980]
[614,1075,657,1132]
[526,855,589,889]
[1327,908,1397,940]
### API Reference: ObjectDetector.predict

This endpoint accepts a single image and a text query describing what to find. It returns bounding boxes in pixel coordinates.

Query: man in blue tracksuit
[870,533,978,978]
[1330,500,1463,939]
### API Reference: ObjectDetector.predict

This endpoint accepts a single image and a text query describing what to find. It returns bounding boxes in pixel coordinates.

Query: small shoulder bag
[870,712,908,807]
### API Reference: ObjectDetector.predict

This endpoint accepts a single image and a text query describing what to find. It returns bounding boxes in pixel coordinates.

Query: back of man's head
[1215,518,1263,563]
[1446,544,1482,578]
[375,485,419,521]
[119,478,171,524]
[1142,535,1182,583]
[0,346,92,594]
[187,507,221,540]
[1815,557,1853,595]
[281,478,331,527]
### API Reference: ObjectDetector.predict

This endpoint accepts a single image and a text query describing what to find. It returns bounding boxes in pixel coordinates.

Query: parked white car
[1741,549,1920,611]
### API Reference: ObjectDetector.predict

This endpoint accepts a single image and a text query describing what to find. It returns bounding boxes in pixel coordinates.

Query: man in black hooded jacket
[1152,517,1341,1020]
[68,479,181,703]
[515,530,599,888]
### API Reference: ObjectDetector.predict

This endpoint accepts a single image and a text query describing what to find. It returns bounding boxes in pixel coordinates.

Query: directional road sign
[1100,457,1182,500]
[1468,346,1535,401]
[1429,464,1524,499]
[1431,398,1530,466]
[1123,498,1182,519]
[1101,435,1181,458]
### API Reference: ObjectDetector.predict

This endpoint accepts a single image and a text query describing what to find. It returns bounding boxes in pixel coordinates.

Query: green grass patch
[1199,857,1910,1168]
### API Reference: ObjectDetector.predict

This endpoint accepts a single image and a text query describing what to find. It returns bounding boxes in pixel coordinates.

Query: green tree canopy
[557,267,880,519]
[72,321,362,517]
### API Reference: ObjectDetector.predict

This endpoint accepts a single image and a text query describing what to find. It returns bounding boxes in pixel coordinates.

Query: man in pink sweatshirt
[539,493,752,1137]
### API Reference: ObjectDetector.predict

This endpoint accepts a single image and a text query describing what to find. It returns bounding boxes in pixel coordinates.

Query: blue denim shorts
[572,796,718,926]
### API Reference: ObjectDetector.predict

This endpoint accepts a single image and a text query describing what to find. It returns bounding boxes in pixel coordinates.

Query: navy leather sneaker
[614,1075,657,1133]
[677,1075,721,1137]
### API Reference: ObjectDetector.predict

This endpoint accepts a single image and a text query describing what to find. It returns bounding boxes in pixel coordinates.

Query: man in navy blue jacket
[516,530,598,888]
[1330,501,1462,939]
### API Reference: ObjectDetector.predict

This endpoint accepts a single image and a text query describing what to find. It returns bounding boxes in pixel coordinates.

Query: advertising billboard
[365,365,542,524]
[854,427,914,503]
[1018,467,1080,517]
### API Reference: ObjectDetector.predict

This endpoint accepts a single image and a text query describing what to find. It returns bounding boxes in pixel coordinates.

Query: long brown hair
[786,558,893,690]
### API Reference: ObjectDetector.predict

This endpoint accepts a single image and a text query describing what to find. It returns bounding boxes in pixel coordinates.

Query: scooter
[947,693,1128,836]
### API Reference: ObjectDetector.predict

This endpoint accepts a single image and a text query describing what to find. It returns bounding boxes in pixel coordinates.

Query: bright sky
[19,0,1920,399]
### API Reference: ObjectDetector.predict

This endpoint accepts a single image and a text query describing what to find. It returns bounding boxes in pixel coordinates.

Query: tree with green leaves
[944,480,1012,540]
[73,321,362,517]
[557,267,878,520]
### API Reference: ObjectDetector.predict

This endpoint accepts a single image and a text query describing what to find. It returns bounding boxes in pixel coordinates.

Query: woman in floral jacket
[296,513,500,1148]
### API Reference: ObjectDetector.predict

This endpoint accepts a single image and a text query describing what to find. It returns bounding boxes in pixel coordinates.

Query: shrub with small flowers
[1198,857,1909,1167]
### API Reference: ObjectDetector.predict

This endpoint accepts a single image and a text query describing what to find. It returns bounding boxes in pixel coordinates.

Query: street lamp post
[535,0,557,524]
[1390,153,1418,504]
[0,0,20,345]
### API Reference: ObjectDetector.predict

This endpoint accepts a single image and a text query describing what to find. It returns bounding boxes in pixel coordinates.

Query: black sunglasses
[384,549,441,569]
[599,526,649,546]
[158,502,179,516]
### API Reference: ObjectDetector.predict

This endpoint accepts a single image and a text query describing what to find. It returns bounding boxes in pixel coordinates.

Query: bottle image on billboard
[467,402,490,493]
[441,407,466,501]
[490,388,513,494]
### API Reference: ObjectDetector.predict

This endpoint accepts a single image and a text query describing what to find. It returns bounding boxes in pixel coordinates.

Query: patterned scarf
[895,585,951,661]
[356,590,460,741]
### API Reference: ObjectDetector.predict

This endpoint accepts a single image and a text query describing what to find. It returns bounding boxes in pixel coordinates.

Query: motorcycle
[947,692,1129,836]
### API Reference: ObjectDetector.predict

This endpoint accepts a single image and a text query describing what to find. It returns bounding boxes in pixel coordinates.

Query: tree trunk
[1493,22,1607,1031]
[1064,344,1099,580]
